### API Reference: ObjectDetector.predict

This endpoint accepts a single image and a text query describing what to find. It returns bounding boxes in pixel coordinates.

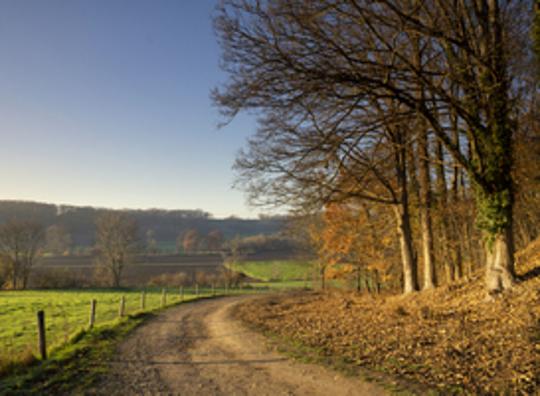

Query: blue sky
[0,0,260,218]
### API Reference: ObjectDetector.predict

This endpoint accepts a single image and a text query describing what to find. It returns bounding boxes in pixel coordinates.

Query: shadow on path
[110,358,287,366]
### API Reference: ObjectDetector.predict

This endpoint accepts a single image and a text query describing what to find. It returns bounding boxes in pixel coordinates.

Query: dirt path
[93,296,387,396]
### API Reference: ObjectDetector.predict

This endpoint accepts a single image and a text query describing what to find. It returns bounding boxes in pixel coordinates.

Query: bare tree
[0,220,45,289]
[45,224,72,255]
[95,212,139,287]
[213,0,534,294]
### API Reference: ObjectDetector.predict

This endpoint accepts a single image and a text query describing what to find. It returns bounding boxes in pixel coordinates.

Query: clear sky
[0,0,260,218]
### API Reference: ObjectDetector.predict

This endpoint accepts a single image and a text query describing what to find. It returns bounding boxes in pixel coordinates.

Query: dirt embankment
[236,259,540,394]
[93,296,387,395]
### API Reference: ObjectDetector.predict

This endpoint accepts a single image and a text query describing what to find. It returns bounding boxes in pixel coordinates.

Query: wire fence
[0,286,252,360]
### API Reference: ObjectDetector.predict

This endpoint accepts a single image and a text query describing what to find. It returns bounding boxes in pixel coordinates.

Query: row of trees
[0,213,138,289]
[214,0,539,294]
[0,212,139,289]
[0,212,233,289]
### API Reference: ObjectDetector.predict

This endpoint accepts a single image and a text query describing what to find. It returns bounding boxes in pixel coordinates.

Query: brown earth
[235,242,540,395]
[91,296,387,396]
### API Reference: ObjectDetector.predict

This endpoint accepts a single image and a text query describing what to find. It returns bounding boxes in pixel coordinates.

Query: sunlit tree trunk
[477,0,516,293]
[418,129,436,289]
[395,141,419,293]
[394,204,418,294]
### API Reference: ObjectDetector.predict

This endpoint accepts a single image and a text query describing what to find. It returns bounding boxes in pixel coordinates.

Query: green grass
[0,312,149,394]
[227,260,317,282]
[0,287,212,360]
[227,259,354,291]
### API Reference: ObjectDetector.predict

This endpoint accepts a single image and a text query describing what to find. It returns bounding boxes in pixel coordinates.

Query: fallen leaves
[236,253,540,394]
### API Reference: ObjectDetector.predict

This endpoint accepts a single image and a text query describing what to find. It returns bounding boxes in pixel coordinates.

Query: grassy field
[0,287,217,359]
[227,260,317,282]
[228,260,353,291]
[0,258,319,377]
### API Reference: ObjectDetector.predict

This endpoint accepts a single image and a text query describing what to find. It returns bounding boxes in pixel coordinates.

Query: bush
[195,271,211,286]
[147,272,189,287]
[31,268,88,289]
[218,267,243,287]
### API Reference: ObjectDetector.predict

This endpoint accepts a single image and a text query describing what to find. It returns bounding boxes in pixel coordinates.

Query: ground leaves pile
[237,241,540,394]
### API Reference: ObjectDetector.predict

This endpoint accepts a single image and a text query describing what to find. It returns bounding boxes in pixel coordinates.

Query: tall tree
[214,0,533,294]
[45,224,72,255]
[95,212,139,287]
[0,220,45,289]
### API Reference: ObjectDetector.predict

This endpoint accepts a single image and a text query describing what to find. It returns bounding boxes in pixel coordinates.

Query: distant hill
[0,200,285,250]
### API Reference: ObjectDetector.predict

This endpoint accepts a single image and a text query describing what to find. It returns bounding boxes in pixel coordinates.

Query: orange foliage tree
[311,202,395,292]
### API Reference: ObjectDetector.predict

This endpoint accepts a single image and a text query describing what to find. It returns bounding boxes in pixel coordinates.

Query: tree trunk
[356,267,362,293]
[394,204,419,293]
[485,223,515,293]
[112,262,122,288]
[12,262,18,290]
[394,130,419,294]
[476,0,516,294]
[364,274,371,294]
[373,269,381,294]
[320,265,326,290]
[418,130,436,289]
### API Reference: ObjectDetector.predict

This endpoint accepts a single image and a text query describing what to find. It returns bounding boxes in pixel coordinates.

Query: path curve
[94,296,387,396]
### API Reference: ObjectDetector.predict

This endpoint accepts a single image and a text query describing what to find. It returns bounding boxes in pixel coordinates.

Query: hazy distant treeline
[0,200,285,249]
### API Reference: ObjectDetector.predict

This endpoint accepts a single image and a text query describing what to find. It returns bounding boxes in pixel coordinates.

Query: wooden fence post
[141,291,146,310]
[37,310,47,360]
[89,299,97,329]
[119,296,126,317]
[195,284,199,297]
[161,288,167,307]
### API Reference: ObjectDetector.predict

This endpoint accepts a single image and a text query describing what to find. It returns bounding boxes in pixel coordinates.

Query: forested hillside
[0,200,284,249]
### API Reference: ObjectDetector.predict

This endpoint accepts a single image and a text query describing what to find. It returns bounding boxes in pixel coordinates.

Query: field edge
[0,295,224,394]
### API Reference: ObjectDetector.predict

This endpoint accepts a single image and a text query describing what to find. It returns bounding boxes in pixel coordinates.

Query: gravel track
[92,296,387,396]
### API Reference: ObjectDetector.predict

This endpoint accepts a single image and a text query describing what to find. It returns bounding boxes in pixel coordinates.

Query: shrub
[147,272,189,287]
[31,268,88,289]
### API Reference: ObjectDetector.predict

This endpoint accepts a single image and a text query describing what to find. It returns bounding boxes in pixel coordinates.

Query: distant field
[226,260,317,282]
[31,254,224,287]
[0,288,212,358]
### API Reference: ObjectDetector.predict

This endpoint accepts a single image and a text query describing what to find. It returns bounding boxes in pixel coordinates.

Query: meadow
[1,258,315,368]
[0,287,212,359]
[226,259,317,282]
